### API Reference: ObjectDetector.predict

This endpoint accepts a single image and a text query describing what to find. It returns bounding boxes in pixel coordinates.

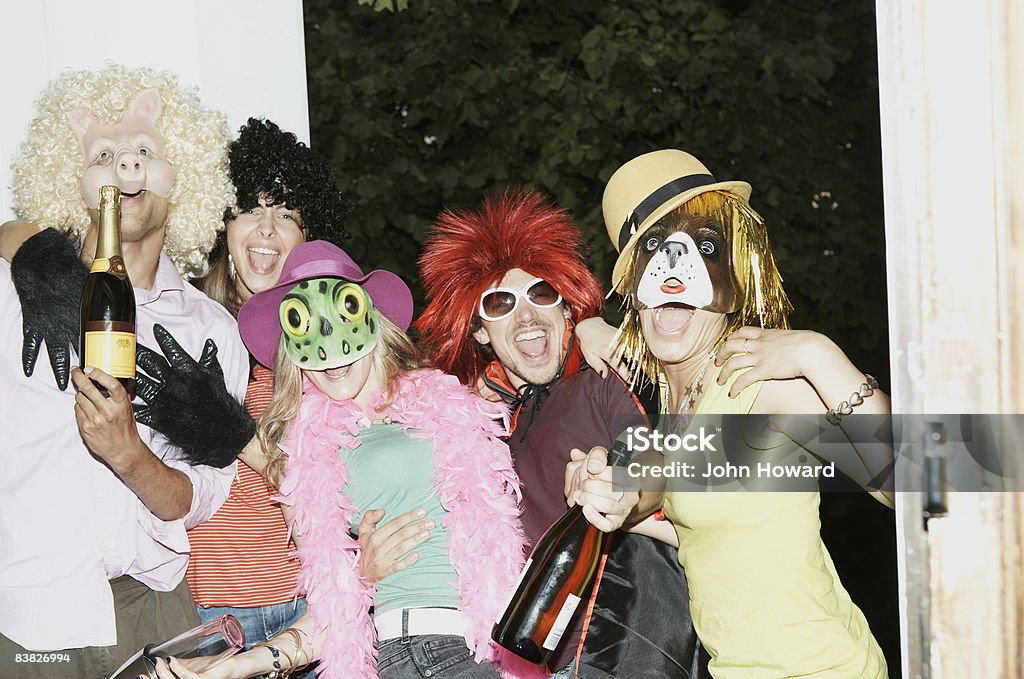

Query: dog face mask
[630,205,742,314]
[279,278,380,369]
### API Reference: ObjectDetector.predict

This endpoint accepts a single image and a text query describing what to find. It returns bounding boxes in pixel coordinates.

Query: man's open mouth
[514,327,549,359]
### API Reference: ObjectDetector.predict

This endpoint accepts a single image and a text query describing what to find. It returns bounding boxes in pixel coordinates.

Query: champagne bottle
[492,439,632,665]
[80,185,136,397]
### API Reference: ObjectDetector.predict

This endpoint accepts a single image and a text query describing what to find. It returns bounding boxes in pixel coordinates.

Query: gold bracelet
[276,645,295,678]
[276,627,306,677]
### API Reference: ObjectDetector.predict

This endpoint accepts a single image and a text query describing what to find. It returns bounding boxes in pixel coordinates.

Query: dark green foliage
[304,0,888,383]
[306,7,898,674]
[356,0,408,11]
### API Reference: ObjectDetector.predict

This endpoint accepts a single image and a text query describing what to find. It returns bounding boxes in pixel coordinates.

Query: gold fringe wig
[611,190,793,390]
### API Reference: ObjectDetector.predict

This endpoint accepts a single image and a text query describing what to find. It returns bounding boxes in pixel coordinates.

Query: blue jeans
[377,635,501,679]
[197,599,313,678]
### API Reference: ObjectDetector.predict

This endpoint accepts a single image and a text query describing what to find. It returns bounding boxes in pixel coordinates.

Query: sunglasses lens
[481,290,516,319]
[527,280,560,306]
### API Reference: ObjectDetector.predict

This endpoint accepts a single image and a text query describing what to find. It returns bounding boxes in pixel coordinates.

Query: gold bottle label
[89,254,128,279]
[83,331,136,379]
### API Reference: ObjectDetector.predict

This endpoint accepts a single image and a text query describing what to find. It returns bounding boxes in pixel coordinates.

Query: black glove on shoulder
[133,324,254,468]
[10,228,87,391]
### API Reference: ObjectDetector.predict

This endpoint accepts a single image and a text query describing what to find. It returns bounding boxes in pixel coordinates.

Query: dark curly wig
[227,117,350,243]
[198,119,351,316]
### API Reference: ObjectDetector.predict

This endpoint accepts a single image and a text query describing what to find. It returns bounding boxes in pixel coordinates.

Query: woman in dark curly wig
[199,117,350,315]
[188,119,349,676]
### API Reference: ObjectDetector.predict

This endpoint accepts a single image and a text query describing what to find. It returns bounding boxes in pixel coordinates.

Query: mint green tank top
[342,423,460,614]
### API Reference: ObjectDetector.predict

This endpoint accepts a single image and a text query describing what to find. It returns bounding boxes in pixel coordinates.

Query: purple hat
[237,240,414,368]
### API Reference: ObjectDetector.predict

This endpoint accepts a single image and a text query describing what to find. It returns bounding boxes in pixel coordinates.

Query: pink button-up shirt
[0,253,248,651]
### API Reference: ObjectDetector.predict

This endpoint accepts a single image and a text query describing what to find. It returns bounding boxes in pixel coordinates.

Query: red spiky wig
[416,190,604,387]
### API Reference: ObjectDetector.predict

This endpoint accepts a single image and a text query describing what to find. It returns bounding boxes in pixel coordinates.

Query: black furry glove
[10,228,88,391]
[133,324,254,468]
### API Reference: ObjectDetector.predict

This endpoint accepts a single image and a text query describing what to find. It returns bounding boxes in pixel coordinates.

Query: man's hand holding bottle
[564,445,642,532]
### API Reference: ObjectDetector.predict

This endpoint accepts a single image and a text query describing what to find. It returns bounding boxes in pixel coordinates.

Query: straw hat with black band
[600,149,792,387]
[603,149,752,294]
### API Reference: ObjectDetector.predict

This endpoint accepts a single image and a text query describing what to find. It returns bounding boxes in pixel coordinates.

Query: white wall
[876,0,1024,675]
[0,0,309,223]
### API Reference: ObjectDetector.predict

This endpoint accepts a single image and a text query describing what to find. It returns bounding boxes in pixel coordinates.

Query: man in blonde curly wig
[0,64,251,677]
[11,63,235,276]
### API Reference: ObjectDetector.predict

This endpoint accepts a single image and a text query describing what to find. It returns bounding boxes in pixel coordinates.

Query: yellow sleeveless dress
[661,366,887,678]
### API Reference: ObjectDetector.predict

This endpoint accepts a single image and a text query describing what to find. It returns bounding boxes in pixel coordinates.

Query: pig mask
[68,88,176,210]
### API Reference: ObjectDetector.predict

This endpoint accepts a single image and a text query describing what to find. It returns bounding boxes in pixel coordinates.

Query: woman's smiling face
[304,352,377,404]
[227,195,305,302]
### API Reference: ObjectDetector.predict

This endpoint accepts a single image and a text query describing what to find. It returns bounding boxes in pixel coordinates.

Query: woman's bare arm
[718,327,895,507]
[155,608,324,678]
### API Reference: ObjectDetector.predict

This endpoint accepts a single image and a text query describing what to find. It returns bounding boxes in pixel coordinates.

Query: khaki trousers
[0,575,199,678]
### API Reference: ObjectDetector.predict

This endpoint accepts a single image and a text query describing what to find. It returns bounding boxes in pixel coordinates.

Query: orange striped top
[186,365,301,607]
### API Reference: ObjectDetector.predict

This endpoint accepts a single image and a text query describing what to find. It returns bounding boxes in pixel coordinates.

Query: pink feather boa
[279,368,548,679]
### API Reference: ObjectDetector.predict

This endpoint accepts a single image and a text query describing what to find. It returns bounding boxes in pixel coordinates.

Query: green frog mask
[279,277,379,370]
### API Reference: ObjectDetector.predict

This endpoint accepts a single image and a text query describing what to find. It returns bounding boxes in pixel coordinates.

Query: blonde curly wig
[10,63,234,277]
